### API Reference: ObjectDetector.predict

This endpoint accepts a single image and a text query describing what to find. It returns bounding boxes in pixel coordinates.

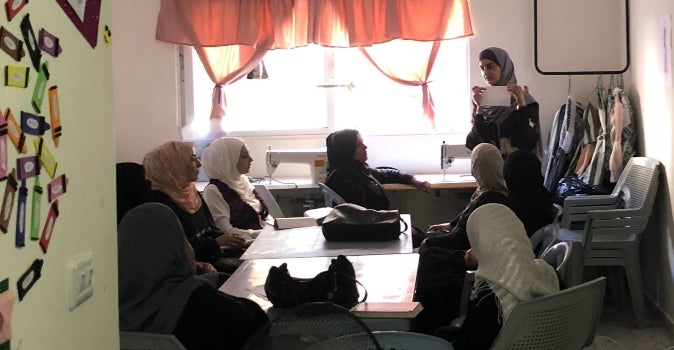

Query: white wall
[0,2,119,349]
[113,0,674,330]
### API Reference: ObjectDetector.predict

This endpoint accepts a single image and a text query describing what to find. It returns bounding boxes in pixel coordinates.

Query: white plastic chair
[318,182,346,207]
[253,184,285,219]
[490,276,607,350]
[557,157,659,326]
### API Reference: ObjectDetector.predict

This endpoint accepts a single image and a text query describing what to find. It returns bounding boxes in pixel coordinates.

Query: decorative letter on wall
[55,0,101,49]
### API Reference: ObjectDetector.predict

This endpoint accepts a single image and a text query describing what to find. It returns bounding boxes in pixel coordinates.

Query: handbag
[264,255,366,309]
[320,203,408,241]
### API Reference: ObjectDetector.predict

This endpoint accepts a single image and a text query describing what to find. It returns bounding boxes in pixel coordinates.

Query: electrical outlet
[67,251,93,311]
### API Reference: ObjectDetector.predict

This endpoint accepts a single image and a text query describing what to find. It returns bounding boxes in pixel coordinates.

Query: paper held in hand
[350,301,423,318]
[479,86,511,106]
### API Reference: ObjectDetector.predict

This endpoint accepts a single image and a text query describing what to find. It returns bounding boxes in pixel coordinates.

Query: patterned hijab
[118,203,207,333]
[201,137,260,211]
[479,47,536,125]
[143,141,202,214]
[467,203,559,321]
[470,143,508,202]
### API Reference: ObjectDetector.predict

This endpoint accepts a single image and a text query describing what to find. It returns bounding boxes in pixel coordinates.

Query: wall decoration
[31,62,49,113]
[15,179,26,247]
[38,28,61,57]
[5,110,26,153]
[0,278,15,350]
[55,0,101,49]
[21,111,49,136]
[47,86,61,147]
[16,156,38,180]
[0,110,7,181]
[17,259,43,301]
[0,27,24,61]
[102,24,110,47]
[30,177,41,240]
[3,65,28,88]
[47,173,66,202]
[34,138,56,178]
[38,201,57,253]
[0,170,17,233]
[4,0,27,22]
[19,14,40,71]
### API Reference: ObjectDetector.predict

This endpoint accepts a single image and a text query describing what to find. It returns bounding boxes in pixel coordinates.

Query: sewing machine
[440,142,472,179]
[265,147,328,185]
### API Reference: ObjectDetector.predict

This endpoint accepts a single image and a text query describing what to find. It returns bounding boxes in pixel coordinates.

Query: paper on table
[480,86,511,107]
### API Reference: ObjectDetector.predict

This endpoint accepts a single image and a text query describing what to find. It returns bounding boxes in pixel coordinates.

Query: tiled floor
[586,302,673,350]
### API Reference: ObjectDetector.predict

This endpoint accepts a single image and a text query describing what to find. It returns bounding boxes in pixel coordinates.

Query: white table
[219,253,419,312]
[240,214,413,260]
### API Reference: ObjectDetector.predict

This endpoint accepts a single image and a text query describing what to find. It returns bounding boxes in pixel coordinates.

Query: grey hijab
[118,202,207,333]
[481,47,537,124]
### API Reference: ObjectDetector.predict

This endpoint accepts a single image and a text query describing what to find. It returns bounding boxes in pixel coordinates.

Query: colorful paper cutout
[21,111,50,136]
[0,110,7,181]
[56,0,101,49]
[103,24,111,46]
[19,14,40,71]
[47,86,62,147]
[17,259,43,301]
[0,278,15,350]
[0,27,24,61]
[15,179,26,247]
[16,156,38,180]
[47,174,66,202]
[31,62,49,113]
[30,177,41,240]
[39,201,57,253]
[4,0,27,22]
[38,28,61,57]
[0,169,17,233]
[5,109,26,153]
[4,65,28,88]
[34,138,56,178]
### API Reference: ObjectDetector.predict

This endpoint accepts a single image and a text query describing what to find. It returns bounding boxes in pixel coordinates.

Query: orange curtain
[156,0,473,48]
[194,46,268,119]
[155,0,473,119]
[360,40,442,128]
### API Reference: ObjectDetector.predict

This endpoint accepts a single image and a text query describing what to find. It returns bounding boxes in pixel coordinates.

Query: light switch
[67,251,93,311]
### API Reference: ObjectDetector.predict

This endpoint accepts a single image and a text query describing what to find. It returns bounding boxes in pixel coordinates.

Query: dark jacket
[325,166,414,210]
[466,102,540,157]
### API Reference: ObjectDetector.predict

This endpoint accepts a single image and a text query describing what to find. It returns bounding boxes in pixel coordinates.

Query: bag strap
[333,271,368,303]
[399,214,409,233]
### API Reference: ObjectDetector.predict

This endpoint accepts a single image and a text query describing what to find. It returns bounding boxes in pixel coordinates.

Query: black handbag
[320,203,408,241]
[264,255,366,309]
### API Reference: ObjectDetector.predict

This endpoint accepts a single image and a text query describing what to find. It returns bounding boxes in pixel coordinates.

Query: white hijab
[467,203,559,322]
[201,137,260,212]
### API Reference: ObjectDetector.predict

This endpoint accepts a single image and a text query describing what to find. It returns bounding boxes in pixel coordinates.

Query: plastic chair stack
[318,182,346,207]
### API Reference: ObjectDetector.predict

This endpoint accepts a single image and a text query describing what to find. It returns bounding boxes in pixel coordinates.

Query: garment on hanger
[543,97,585,193]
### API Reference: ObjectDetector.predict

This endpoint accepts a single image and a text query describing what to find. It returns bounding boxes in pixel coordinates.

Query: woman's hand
[411,177,432,193]
[464,249,478,269]
[507,84,526,107]
[195,261,217,274]
[428,223,451,232]
[471,86,486,115]
[216,232,247,248]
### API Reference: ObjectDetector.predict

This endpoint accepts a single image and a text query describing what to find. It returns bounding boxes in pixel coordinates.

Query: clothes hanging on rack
[543,97,585,192]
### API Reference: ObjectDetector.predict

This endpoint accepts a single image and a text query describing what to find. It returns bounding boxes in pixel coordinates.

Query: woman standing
[466,47,541,159]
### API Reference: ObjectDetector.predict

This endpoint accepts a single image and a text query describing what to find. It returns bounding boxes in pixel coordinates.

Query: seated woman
[143,141,247,272]
[435,203,559,349]
[200,137,269,238]
[118,203,268,350]
[324,129,431,246]
[421,142,510,252]
[504,150,557,237]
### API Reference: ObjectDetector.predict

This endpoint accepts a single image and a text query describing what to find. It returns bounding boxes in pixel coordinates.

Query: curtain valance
[155,0,473,49]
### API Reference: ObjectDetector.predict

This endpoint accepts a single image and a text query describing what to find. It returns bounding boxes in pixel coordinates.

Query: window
[182,39,471,138]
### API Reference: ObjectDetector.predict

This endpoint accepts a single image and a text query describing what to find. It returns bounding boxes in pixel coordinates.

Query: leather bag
[321,203,407,241]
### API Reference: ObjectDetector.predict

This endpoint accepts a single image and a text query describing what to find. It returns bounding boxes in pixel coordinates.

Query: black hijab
[118,202,207,333]
[326,129,366,172]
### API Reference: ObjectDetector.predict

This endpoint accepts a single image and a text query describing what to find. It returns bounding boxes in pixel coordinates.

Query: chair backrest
[490,276,606,350]
[120,331,186,350]
[318,182,346,207]
[540,241,572,274]
[529,222,559,258]
[253,184,285,218]
[611,157,660,213]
